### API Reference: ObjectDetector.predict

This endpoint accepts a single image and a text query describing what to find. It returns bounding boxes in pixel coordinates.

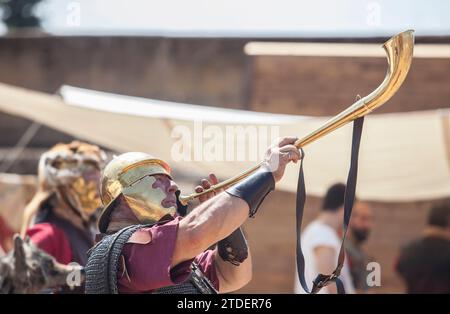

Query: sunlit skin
[195,173,222,203]
[150,174,179,209]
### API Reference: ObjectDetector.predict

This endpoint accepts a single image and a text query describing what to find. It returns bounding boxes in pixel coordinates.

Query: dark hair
[428,204,450,228]
[322,183,346,212]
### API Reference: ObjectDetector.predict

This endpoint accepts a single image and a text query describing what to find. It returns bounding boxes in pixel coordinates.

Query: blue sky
[3,0,450,37]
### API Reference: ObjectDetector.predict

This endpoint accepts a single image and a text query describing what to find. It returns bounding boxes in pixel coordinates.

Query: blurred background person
[395,204,450,293]
[346,201,374,293]
[294,183,355,294]
[21,141,105,270]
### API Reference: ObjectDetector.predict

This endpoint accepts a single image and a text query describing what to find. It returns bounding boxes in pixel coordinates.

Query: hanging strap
[296,116,364,294]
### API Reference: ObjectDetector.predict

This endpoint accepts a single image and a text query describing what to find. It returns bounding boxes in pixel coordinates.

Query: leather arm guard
[218,227,248,266]
[225,168,275,217]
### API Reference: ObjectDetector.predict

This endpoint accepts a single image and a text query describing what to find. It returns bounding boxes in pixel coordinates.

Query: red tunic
[117,216,219,293]
[26,223,73,265]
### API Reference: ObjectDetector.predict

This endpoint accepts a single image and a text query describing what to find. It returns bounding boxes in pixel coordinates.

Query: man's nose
[167,180,178,194]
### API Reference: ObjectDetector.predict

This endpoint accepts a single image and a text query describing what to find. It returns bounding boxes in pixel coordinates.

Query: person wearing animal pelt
[21,141,106,269]
[0,235,83,294]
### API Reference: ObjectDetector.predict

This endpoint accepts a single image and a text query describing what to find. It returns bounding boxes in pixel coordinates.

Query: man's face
[151,174,179,209]
[350,202,374,243]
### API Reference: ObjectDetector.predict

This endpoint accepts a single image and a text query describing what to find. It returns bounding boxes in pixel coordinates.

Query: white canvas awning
[0,82,449,201]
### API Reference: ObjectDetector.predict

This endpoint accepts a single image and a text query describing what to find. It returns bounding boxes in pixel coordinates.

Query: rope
[0,121,41,173]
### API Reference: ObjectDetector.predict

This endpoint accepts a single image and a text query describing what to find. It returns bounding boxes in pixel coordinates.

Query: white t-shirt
[294,220,355,294]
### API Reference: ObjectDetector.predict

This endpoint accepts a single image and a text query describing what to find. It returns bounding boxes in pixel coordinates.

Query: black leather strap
[226,168,275,217]
[176,190,188,216]
[296,117,364,294]
[218,227,249,265]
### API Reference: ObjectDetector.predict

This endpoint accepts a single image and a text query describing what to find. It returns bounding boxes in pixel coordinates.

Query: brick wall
[0,36,249,151]
[248,55,450,115]
[0,37,248,109]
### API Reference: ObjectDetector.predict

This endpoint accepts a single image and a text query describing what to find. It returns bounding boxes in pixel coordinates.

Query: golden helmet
[98,152,175,233]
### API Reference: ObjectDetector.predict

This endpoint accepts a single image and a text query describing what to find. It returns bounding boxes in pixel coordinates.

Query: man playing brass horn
[85,136,301,294]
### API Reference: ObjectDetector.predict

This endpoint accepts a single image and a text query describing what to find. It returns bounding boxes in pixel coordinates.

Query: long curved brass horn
[179,30,415,206]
